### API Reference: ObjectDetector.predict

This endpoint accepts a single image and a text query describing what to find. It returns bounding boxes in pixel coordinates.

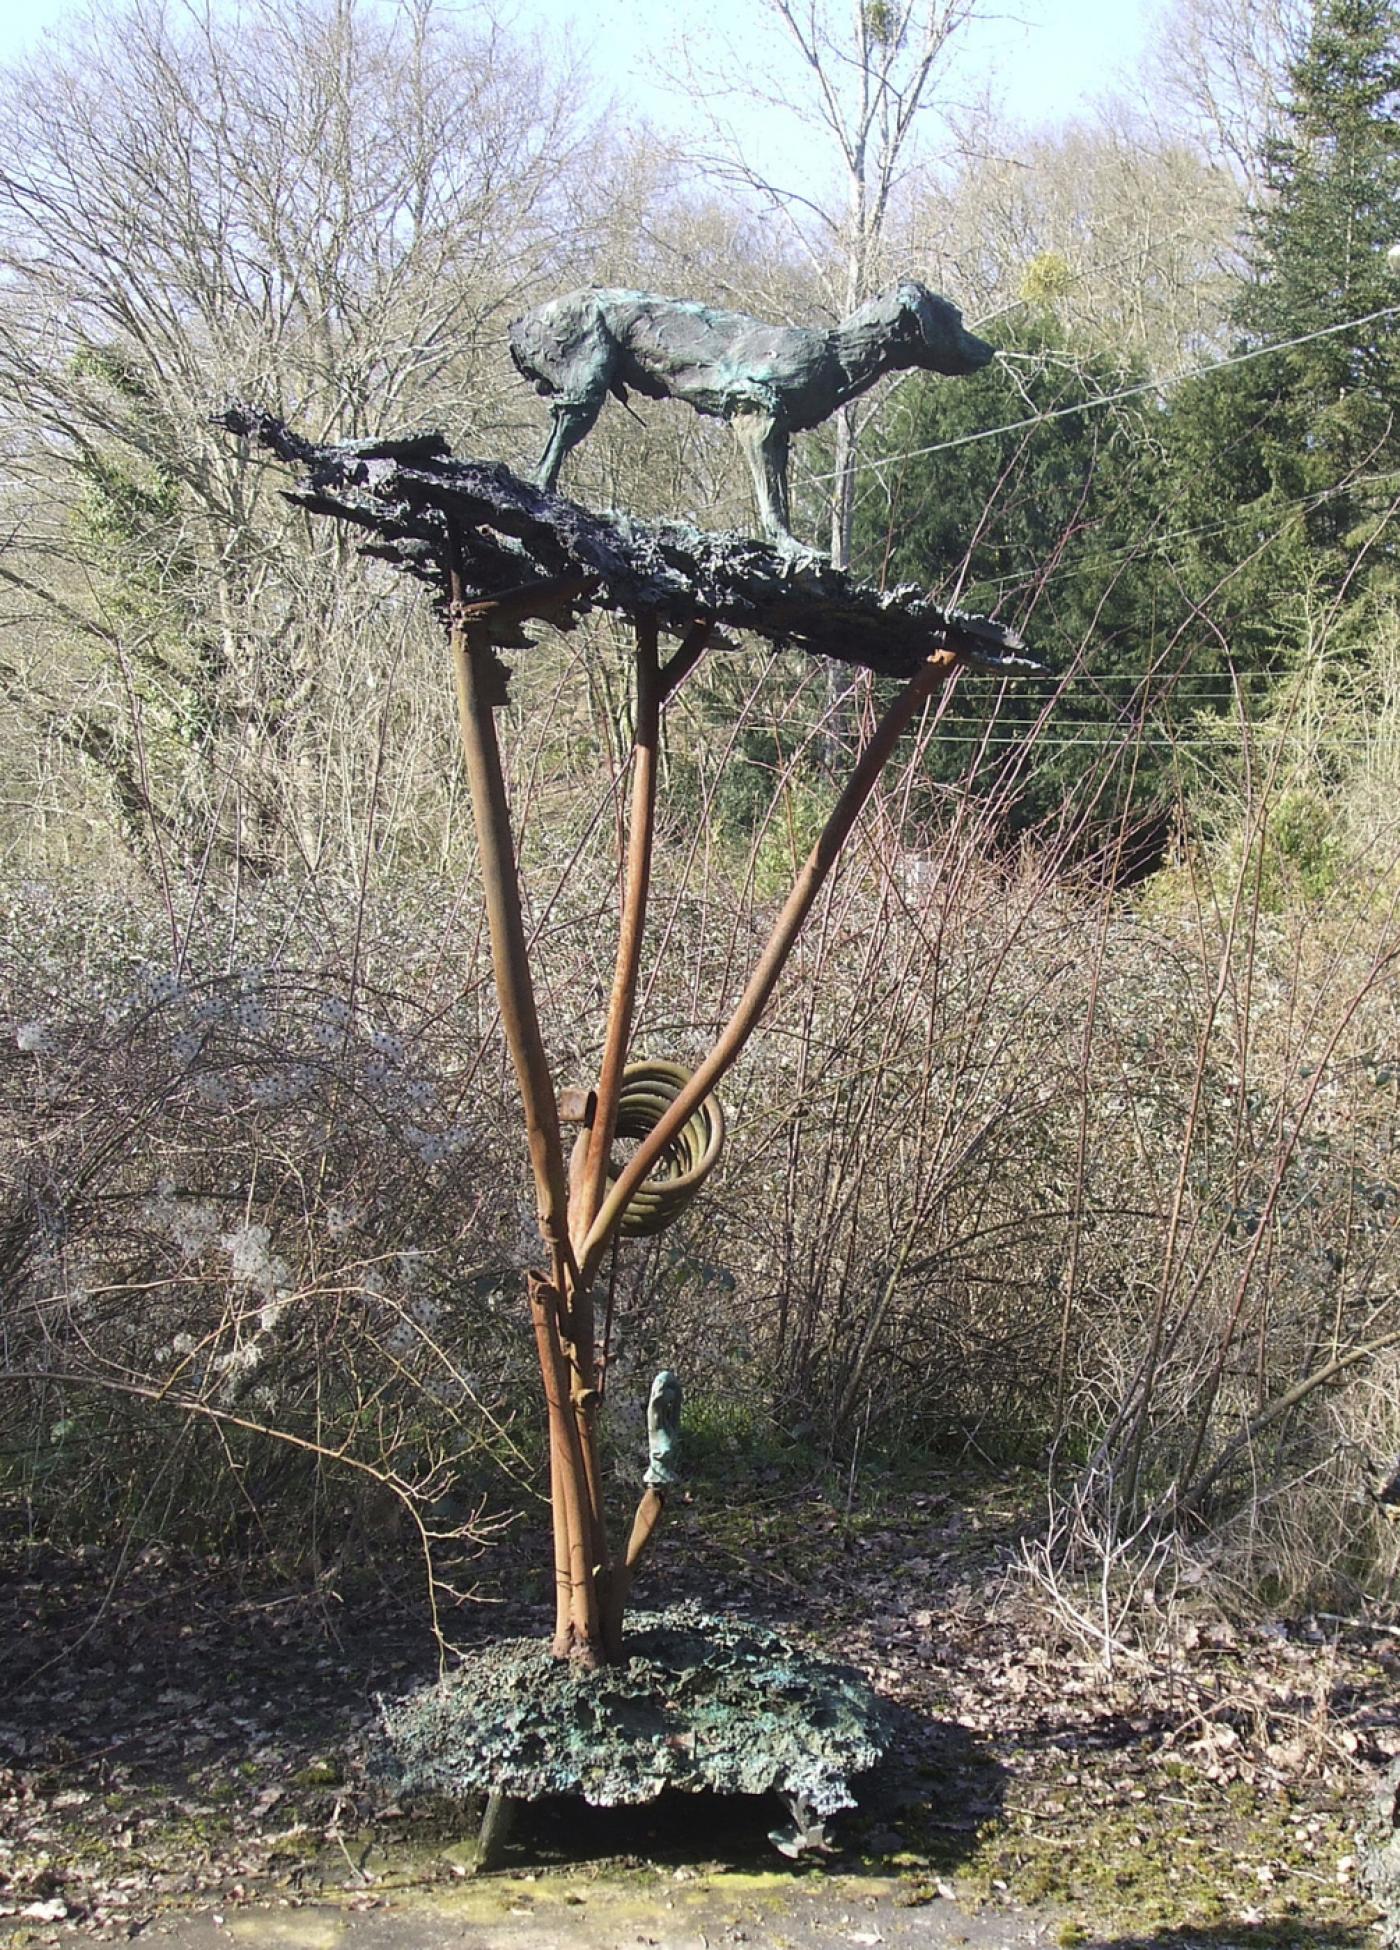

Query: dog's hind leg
[535,387,608,495]
[512,291,618,494]
[732,410,793,546]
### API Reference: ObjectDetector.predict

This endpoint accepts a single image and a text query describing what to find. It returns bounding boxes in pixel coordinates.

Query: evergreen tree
[858,0,1400,861]
[1240,0,1400,528]
[1167,0,1400,632]
[858,318,1214,854]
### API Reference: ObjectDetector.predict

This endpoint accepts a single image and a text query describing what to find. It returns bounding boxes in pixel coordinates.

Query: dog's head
[896,281,995,375]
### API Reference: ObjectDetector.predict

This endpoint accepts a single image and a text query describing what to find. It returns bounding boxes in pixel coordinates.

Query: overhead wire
[809,300,1400,482]
[897,723,1384,742]
[915,464,1400,602]
[794,298,1400,730]
[836,726,1388,750]
[810,308,1400,705]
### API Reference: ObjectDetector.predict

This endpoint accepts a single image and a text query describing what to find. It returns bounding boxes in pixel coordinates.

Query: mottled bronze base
[374,1605,889,1866]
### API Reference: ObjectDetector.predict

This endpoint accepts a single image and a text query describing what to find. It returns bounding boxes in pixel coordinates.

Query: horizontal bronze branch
[217,405,1041,683]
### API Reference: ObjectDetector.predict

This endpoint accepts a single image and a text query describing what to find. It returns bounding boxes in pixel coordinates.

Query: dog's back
[509,288,827,421]
[510,279,991,539]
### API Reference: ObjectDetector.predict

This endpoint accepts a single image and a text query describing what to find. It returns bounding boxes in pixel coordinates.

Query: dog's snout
[913,291,996,374]
[926,326,995,376]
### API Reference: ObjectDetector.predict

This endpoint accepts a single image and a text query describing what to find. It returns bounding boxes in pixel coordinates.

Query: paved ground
[127,1869,1053,1949]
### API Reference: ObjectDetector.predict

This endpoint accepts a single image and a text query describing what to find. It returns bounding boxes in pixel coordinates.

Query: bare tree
[920,113,1244,373]
[0,0,604,867]
[1142,0,1307,196]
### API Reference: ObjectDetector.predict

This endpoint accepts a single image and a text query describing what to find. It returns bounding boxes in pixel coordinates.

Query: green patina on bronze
[644,1371,682,1488]
[508,283,993,548]
[375,1605,888,1819]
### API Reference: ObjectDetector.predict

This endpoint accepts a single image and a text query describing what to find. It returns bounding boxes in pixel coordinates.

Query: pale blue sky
[0,0,1155,134]
[0,0,1159,232]
[538,0,1155,137]
[513,0,1159,209]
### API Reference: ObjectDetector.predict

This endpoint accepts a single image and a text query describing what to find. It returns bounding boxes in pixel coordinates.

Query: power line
[813,302,1400,483]
[943,671,1273,683]
[910,728,1390,748]
[933,465,1400,601]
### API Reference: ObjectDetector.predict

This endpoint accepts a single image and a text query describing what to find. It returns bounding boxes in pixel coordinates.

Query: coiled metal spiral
[579,1058,725,1238]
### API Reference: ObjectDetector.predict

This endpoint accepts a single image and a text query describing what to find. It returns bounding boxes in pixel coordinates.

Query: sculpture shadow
[505,1697,1005,1878]
[1,1530,1007,1890]
[850,1695,1009,1874]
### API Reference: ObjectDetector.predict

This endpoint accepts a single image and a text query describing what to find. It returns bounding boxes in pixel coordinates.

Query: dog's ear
[894,281,930,335]
[893,282,928,335]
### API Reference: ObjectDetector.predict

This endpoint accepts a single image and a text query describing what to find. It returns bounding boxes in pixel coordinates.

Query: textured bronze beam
[218,407,1039,684]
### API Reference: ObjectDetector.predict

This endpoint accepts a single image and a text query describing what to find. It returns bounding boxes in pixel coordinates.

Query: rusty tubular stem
[571,615,710,1252]
[571,615,662,1251]
[529,1274,603,1655]
[448,556,605,1651]
[658,617,713,702]
[564,614,712,1633]
[624,1485,667,1569]
[448,589,575,1288]
[602,1485,665,1648]
[578,647,960,1290]
[546,1419,572,1652]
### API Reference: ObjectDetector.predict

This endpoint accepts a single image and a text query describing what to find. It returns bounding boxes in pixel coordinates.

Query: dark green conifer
[1238,0,1400,539]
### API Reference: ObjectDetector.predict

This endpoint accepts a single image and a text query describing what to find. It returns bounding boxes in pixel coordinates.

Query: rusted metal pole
[624,1485,667,1569]
[601,1485,665,1649]
[658,617,713,702]
[546,1436,572,1654]
[528,1274,602,1657]
[446,556,605,1655]
[566,614,702,1652]
[447,581,575,1291]
[571,616,662,1251]
[578,647,960,1289]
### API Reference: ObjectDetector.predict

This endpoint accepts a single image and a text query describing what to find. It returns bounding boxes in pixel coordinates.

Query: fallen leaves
[0,1479,1394,1941]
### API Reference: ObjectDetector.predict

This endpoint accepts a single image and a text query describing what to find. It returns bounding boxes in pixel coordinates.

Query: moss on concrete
[895,1752,1371,1941]
[1361,1756,1400,1947]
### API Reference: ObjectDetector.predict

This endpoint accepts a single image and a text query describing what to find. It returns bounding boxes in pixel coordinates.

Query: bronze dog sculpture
[509,282,994,548]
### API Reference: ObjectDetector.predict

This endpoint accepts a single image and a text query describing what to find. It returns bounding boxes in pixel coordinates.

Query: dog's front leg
[733,412,829,570]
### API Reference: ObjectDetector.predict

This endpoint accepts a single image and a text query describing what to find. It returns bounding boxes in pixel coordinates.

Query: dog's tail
[509,291,621,405]
[508,307,555,396]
